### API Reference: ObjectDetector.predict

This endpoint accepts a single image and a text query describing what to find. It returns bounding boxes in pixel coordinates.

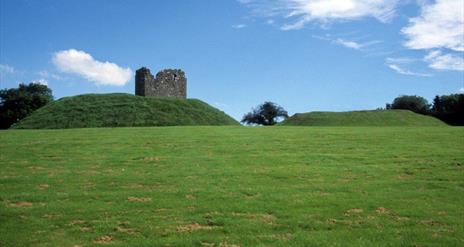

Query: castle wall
[135,67,187,99]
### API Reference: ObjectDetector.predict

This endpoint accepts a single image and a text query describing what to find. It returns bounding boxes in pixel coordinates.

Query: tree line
[385,94,464,125]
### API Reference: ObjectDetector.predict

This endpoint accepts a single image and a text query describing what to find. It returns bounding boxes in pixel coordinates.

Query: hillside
[282,110,446,126]
[12,93,238,129]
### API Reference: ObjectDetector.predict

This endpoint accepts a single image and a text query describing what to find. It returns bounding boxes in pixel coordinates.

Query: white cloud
[401,0,464,71]
[232,24,247,29]
[387,64,431,77]
[424,50,464,71]
[333,38,363,50]
[313,35,381,51]
[32,79,48,86]
[402,0,464,52]
[52,49,132,86]
[385,57,432,77]
[459,87,464,93]
[240,0,400,30]
[0,64,15,74]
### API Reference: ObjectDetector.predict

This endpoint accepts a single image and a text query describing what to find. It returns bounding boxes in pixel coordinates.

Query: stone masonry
[135,67,187,98]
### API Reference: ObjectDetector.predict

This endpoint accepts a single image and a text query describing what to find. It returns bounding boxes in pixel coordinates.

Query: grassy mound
[282,110,446,126]
[13,93,238,129]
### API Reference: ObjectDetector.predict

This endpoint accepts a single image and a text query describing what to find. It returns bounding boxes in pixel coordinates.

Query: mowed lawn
[1,126,463,246]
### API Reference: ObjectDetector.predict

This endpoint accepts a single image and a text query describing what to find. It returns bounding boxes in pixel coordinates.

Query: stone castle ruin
[135,67,187,99]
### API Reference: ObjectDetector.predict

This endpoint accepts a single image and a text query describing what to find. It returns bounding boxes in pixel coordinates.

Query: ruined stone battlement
[135,67,187,99]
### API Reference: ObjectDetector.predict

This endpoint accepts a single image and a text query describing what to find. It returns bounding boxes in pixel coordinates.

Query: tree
[387,95,430,114]
[0,83,53,129]
[241,101,288,126]
[432,95,443,113]
[431,93,464,125]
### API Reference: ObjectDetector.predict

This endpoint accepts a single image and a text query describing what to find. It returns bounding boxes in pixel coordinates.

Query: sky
[1,0,463,120]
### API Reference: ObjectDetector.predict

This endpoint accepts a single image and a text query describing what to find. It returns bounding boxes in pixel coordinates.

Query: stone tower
[135,67,187,99]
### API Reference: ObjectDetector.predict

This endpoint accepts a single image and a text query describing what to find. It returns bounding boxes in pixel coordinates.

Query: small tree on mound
[241,101,288,126]
[0,82,53,129]
[386,95,430,114]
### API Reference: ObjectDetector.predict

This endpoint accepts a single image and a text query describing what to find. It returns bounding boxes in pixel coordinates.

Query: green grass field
[1,126,463,246]
[282,110,445,126]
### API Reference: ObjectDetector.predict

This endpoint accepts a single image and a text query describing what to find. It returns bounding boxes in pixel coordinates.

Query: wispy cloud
[0,64,16,84]
[52,49,132,86]
[38,70,63,80]
[387,64,431,77]
[424,51,464,71]
[232,24,247,29]
[239,0,400,30]
[313,35,381,51]
[333,38,363,50]
[334,38,382,50]
[385,57,417,64]
[385,57,432,77]
[0,64,15,74]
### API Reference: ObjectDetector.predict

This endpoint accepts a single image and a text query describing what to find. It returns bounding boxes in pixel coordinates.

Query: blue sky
[1,0,463,120]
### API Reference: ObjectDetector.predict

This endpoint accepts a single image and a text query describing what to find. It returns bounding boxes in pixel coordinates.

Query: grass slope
[282,110,446,126]
[1,126,463,246]
[13,93,238,129]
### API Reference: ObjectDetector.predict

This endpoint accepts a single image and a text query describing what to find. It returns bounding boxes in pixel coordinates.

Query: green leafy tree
[241,101,288,126]
[387,95,430,114]
[0,83,53,129]
[432,95,443,113]
[431,93,464,125]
